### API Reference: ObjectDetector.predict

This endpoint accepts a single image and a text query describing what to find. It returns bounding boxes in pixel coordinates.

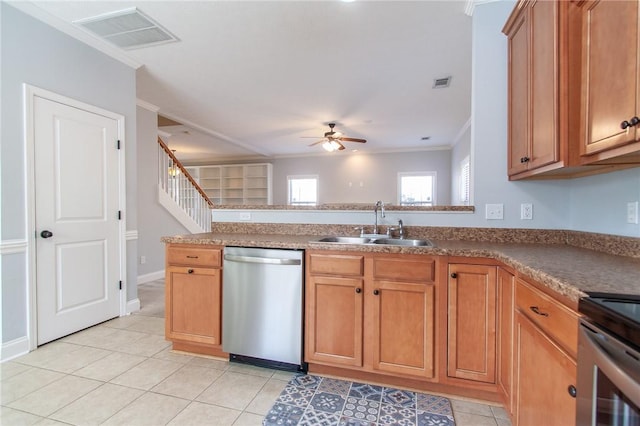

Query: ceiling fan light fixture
[323,141,341,152]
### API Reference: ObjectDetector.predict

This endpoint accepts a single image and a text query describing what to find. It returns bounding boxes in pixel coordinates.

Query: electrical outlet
[521,203,533,220]
[485,204,504,220]
[627,201,639,224]
[140,255,146,265]
[239,212,251,221]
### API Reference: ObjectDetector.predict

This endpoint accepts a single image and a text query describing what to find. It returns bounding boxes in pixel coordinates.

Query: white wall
[451,123,471,205]
[136,105,190,280]
[271,150,452,205]
[214,0,640,239]
[1,3,137,346]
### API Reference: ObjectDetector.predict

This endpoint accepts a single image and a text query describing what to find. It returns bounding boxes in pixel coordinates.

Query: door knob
[40,230,53,238]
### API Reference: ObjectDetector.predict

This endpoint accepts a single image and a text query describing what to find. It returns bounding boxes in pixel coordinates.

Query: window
[287,175,318,205]
[398,172,436,206]
[460,156,470,205]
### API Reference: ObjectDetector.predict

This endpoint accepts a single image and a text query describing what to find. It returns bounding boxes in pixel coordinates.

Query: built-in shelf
[185,163,273,206]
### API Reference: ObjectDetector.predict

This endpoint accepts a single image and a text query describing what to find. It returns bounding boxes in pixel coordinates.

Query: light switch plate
[485,204,504,220]
[627,201,639,224]
[239,212,251,221]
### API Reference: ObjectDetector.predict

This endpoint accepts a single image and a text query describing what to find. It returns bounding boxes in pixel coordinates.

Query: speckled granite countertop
[162,232,640,304]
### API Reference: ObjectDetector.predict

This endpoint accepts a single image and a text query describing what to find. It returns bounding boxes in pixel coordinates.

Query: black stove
[579,293,640,353]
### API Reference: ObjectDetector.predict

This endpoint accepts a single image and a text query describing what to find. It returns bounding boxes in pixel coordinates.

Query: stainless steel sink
[372,238,434,247]
[315,236,372,244]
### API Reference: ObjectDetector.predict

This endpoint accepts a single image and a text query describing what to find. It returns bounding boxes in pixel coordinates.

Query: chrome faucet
[386,219,404,239]
[374,201,385,234]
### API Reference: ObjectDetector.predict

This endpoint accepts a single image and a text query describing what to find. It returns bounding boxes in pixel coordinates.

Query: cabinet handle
[186,255,199,259]
[187,269,194,274]
[567,385,577,398]
[630,116,640,127]
[520,156,530,163]
[355,288,362,294]
[373,289,380,295]
[530,306,549,317]
[450,273,457,278]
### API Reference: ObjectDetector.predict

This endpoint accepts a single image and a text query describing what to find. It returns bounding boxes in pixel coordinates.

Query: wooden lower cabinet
[447,263,497,384]
[514,312,576,426]
[165,244,224,356]
[305,251,438,381]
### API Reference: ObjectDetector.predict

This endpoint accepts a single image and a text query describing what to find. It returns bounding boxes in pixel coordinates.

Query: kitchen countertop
[162,232,640,304]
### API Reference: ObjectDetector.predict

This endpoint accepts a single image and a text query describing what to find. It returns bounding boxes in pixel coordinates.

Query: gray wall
[1,3,137,345]
[136,105,189,277]
[271,151,452,205]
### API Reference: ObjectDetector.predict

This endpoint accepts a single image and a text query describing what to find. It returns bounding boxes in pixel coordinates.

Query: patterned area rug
[264,374,455,426]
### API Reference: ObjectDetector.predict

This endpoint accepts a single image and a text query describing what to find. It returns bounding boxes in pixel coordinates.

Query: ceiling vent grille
[433,76,452,89]
[73,8,178,50]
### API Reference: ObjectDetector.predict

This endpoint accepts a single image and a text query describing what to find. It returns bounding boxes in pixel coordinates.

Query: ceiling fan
[304,123,367,152]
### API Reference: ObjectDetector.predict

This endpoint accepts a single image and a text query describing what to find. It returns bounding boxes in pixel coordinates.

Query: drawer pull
[187,269,194,274]
[530,306,549,317]
[355,288,362,294]
[186,255,199,259]
[567,385,577,398]
[450,273,457,278]
[373,289,380,295]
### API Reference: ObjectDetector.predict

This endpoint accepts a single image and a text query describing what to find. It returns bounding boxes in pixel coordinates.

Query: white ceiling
[24,1,473,163]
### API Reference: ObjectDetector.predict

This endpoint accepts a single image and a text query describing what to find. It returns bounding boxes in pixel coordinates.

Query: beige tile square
[8,375,101,417]
[491,405,510,420]
[451,399,495,416]
[13,341,78,368]
[60,325,119,346]
[98,329,149,351]
[0,367,64,404]
[0,406,43,425]
[49,383,143,425]
[101,392,189,426]
[110,358,183,390]
[73,352,147,382]
[244,378,288,416]
[496,417,513,426]
[124,316,165,335]
[227,363,275,378]
[101,314,147,329]
[153,347,195,364]
[454,412,498,426]
[151,364,224,400]
[233,411,265,426]
[271,370,297,382]
[168,401,241,426]
[197,371,268,411]
[188,356,229,370]
[112,333,171,357]
[0,361,32,381]
[22,345,111,374]
[34,418,71,425]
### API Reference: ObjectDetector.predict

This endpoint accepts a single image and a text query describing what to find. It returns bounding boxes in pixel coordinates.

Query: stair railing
[158,137,213,232]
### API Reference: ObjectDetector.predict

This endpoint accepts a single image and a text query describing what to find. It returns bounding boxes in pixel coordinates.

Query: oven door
[577,320,640,426]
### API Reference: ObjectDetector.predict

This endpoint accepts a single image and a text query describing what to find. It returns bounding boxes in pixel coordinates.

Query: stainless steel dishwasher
[222,246,305,371]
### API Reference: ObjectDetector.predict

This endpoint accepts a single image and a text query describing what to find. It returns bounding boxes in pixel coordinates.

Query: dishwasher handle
[224,254,302,266]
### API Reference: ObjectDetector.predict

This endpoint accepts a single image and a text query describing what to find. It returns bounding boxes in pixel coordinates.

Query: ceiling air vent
[73,7,178,50]
[433,76,452,89]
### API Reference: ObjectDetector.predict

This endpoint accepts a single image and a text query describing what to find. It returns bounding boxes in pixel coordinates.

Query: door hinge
[117,140,121,150]
[118,210,122,220]
[119,280,122,290]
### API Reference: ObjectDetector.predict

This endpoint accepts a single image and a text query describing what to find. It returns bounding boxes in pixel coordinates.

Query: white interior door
[34,95,121,345]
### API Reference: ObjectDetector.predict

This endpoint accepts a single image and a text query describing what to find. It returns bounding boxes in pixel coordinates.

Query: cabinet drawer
[516,279,579,357]
[167,245,221,268]
[308,253,364,276]
[372,256,435,282]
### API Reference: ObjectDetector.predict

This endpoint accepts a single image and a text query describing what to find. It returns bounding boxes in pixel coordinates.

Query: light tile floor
[0,279,512,425]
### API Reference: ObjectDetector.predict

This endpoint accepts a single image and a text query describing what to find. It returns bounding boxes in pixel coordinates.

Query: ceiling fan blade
[308,139,326,146]
[340,137,367,143]
[337,142,346,150]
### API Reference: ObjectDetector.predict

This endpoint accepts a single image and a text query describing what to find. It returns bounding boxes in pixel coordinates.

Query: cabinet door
[507,10,530,176]
[371,280,435,379]
[529,0,559,169]
[165,266,221,346]
[497,268,515,414]
[447,264,497,383]
[305,275,364,367]
[581,0,639,155]
[514,312,576,426]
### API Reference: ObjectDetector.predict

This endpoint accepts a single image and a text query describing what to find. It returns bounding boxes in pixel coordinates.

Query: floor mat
[264,374,455,426]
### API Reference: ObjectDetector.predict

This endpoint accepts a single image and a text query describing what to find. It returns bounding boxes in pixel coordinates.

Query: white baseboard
[126,298,141,314]
[137,270,165,284]
[1,336,30,362]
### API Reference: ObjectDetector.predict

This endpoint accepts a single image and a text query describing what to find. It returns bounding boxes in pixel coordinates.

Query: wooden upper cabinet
[504,0,582,180]
[580,0,640,162]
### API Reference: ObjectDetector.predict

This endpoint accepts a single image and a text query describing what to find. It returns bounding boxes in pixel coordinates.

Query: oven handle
[579,325,640,407]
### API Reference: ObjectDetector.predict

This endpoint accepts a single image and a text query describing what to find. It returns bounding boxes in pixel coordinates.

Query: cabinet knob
[530,306,549,317]
[621,120,631,129]
[355,287,362,294]
[450,273,457,278]
[567,385,577,398]
[520,156,530,163]
[373,289,380,295]
[187,269,194,274]
[630,116,640,127]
